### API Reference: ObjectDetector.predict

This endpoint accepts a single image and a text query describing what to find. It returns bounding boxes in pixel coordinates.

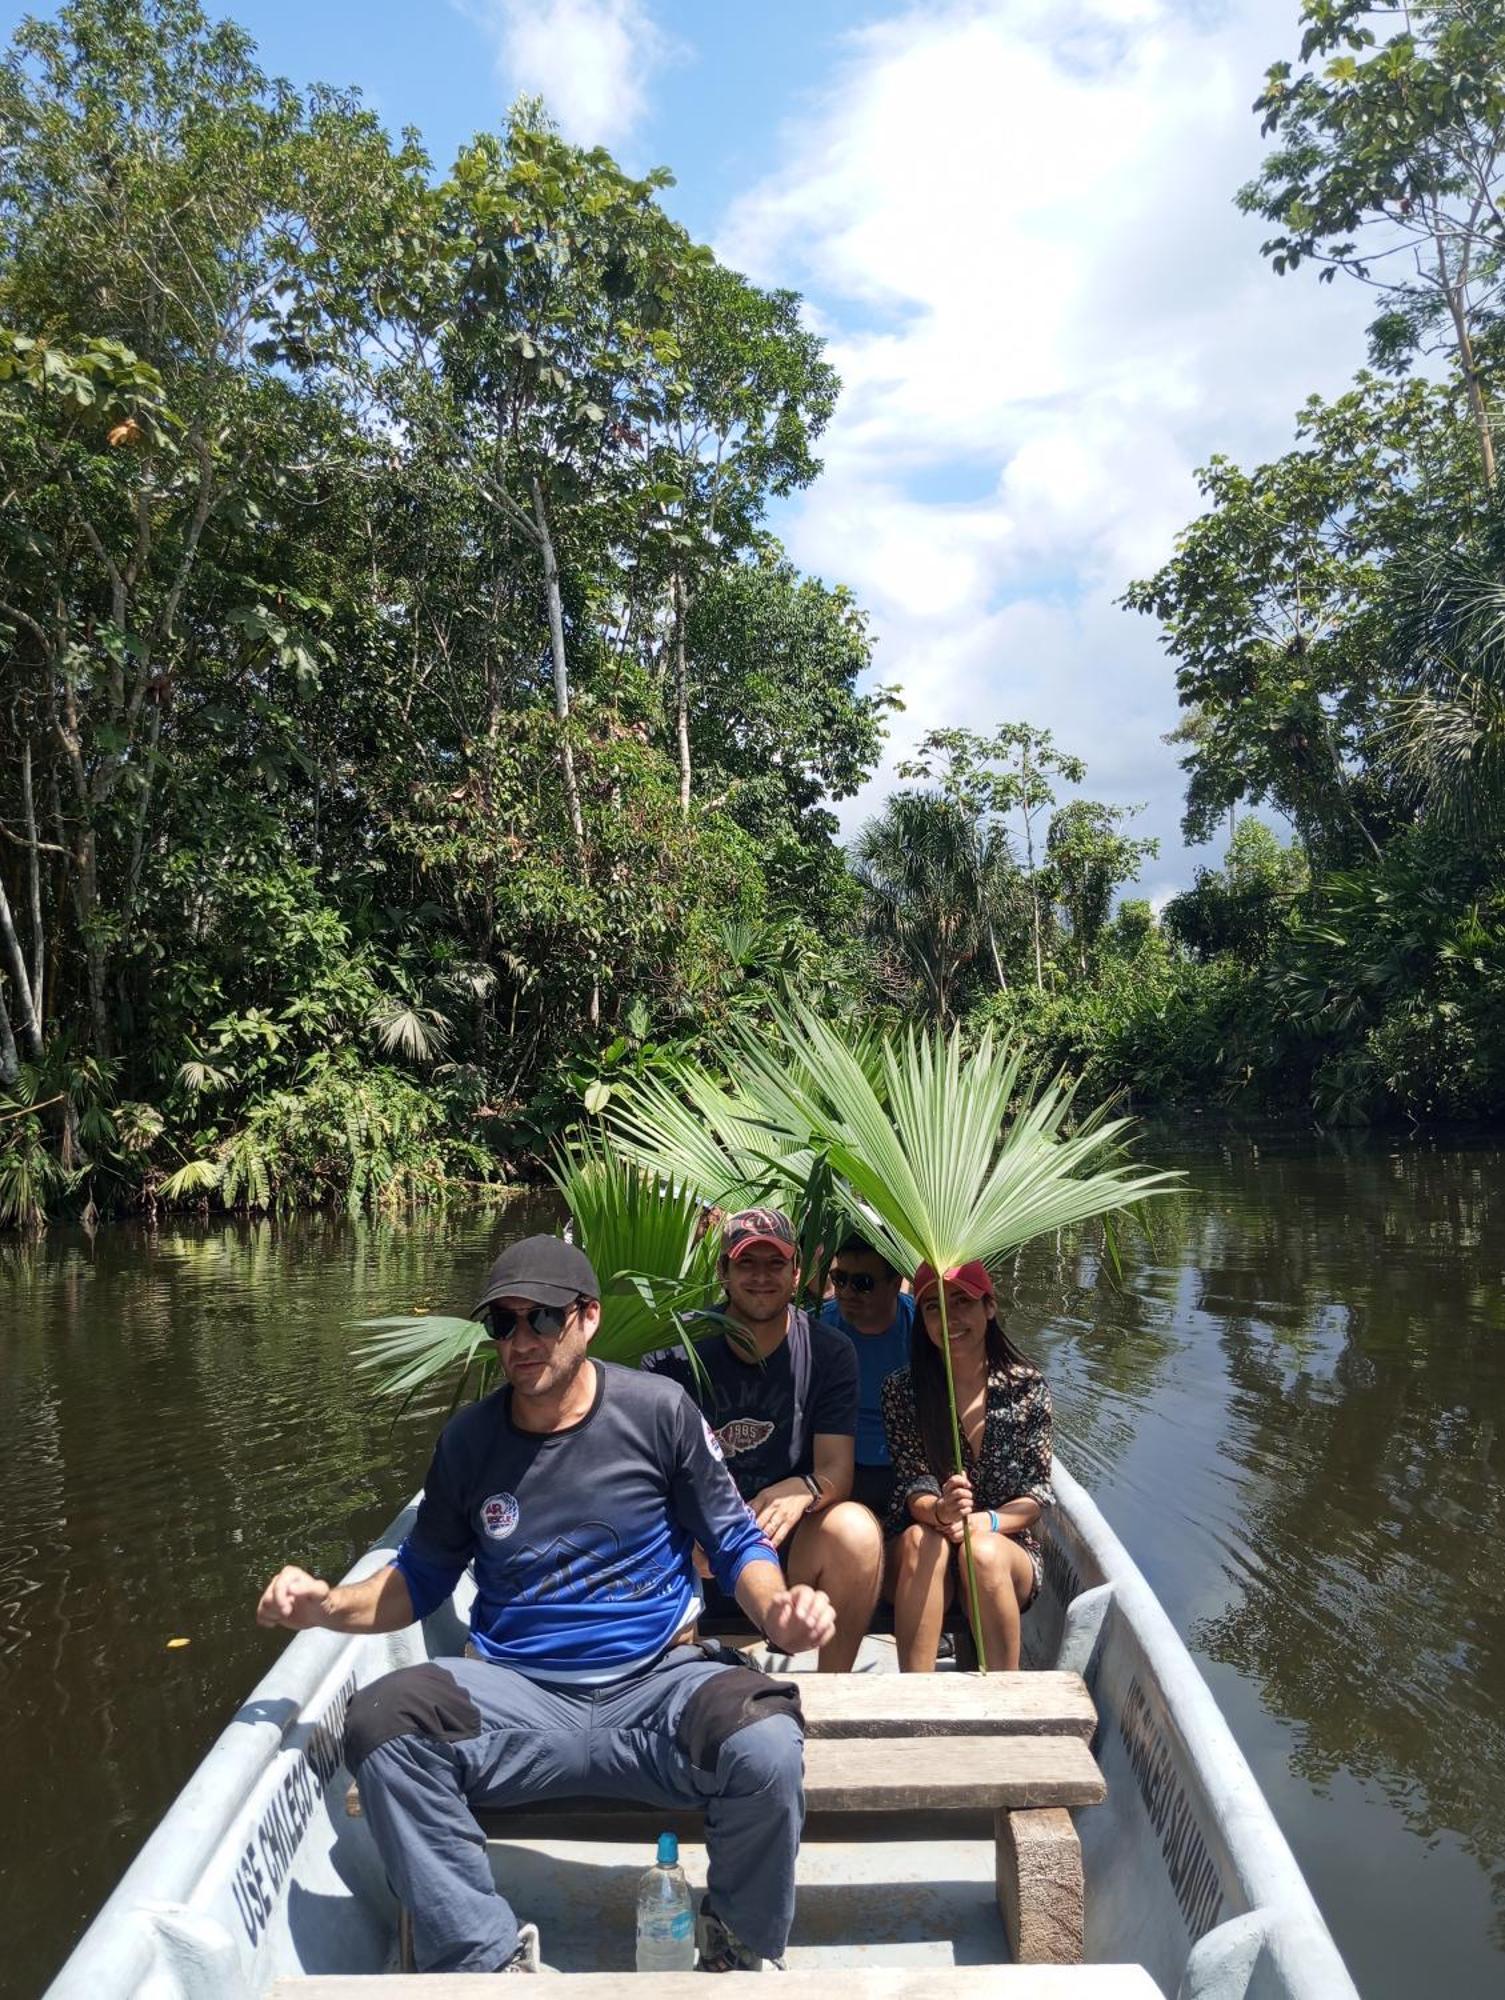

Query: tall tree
[1123,375,1471,862]
[1044,799,1158,977]
[900,725,1085,992]
[684,553,893,899]
[431,111,704,919]
[636,263,838,809]
[1240,0,1505,487]
[0,0,428,1054]
[852,790,1022,1023]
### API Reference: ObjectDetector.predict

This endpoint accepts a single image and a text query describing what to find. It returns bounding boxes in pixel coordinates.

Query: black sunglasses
[484,1298,582,1342]
[829,1270,880,1295]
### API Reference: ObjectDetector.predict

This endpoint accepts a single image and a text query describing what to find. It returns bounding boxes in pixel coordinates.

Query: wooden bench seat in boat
[273,1970,1162,1997]
[350,1672,1105,1968]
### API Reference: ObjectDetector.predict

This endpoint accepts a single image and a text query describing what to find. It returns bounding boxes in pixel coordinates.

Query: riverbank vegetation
[4,0,1504,1226]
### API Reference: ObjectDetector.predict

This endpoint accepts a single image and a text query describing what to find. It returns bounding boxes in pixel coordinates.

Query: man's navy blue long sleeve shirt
[393,1360,777,1681]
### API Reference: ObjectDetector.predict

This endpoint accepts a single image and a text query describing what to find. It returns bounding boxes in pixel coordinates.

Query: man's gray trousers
[344,1645,805,1974]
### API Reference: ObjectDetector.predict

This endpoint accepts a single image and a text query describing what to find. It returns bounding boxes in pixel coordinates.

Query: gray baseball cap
[472,1234,600,1316]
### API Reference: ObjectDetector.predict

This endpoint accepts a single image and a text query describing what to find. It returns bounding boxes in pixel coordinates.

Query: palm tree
[853,792,1021,1021]
[1388,540,1505,844]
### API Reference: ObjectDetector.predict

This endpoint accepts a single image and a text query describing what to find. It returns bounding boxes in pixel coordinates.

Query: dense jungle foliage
[3,0,1504,1226]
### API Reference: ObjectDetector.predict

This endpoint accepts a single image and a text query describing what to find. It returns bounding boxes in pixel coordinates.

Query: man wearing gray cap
[256,1233,833,1975]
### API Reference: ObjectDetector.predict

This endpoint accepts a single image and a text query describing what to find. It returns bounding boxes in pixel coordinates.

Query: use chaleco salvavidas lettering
[231,1675,354,1950]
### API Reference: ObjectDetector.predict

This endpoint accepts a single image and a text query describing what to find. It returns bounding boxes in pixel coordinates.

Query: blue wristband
[988,1510,1000,1534]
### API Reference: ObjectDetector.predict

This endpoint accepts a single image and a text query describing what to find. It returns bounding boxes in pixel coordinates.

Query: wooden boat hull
[45,1464,1356,1999]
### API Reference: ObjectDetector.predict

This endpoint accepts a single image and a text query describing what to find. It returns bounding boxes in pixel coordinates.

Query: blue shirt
[819,1292,916,1466]
[393,1361,777,1681]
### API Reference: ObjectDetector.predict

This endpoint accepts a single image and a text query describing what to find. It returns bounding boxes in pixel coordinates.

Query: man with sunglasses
[648,1208,883,1673]
[820,1234,915,1521]
[255,1233,833,1975]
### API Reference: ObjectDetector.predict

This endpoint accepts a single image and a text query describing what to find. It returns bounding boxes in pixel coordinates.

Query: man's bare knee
[814,1501,882,1562]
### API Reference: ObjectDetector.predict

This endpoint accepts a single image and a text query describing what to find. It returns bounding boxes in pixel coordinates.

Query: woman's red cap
[913,1259,994,1303]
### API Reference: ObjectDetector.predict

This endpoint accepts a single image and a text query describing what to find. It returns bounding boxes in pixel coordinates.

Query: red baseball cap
[722,1207,798,1262]
[913,1259,994,1303]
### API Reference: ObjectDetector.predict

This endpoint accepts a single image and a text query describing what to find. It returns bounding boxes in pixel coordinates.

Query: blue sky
[3,0,1382,898]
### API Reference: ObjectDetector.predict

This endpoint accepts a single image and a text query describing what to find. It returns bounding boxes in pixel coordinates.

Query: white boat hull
[45,1465,1356,1999]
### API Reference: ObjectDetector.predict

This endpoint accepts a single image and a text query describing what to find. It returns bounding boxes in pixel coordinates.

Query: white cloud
[462,0,670,147]
[718,0,1378,885]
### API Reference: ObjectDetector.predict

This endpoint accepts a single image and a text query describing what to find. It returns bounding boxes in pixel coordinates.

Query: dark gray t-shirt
[647,1310,859,1501]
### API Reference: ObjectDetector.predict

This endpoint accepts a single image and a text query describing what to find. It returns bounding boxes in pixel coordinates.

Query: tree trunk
[21,740,44,1023]
[1453,313,1497,490]
[1438,238,1497,489]
[0,982,19,1089]
[0,859,44,1060]
[1019,753,1045,993]
[54,678,112,1054]
[672,569,692,814]
[974,831,1007,992]
[985,919,1007,992]
[531,474,587,858]
[530,473,598,1025]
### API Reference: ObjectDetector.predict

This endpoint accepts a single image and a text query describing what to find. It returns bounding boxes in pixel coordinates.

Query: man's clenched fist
[256,1565,332,1630]
[761,1583,836,1656]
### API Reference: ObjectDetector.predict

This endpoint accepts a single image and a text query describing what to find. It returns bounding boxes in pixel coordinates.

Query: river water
[1,1137,1501,1997]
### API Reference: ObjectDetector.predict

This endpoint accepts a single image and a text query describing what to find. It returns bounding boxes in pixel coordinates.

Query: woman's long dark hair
[910,1302,1036,1481]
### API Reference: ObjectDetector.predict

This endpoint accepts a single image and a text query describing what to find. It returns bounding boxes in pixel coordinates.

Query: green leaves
[1240,1,1505,481]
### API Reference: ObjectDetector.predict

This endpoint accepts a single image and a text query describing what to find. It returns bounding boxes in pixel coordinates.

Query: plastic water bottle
[635,1830,695,1972]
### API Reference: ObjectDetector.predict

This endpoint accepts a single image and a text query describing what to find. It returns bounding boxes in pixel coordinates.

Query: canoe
[44,1462,1357,1998]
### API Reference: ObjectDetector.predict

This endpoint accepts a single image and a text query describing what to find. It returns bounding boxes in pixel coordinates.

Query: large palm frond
[607,1063,793,1212]
[733,1007,1177,1279]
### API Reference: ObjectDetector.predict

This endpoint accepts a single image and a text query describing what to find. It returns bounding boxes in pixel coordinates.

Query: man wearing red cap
[650,1207,884,1671]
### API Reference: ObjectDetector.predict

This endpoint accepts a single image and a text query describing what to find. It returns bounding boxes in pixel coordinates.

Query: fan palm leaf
[550,1133,722,1368]
[608,1063,823,1217]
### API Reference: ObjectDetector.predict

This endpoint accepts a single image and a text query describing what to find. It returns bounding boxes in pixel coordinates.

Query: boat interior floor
[465,1824,1019,1974]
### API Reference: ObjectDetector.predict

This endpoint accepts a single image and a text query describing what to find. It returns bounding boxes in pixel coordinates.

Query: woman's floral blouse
[880,1359,1054,1590]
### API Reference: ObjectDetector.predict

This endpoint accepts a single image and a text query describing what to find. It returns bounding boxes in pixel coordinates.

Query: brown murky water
[2,1139,1502,1998]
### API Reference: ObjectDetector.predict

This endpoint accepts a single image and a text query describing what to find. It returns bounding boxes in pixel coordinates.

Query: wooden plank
[802,1734,1104,1812]
[473,1735,1104,1833]
[793,1671,1096,1742]
[997,1808,1085,1964]
[274,1968,1164,1998]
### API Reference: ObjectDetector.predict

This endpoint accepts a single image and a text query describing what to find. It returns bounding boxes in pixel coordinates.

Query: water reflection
[1009,1135,1505,1993]
[3,1147,1503,1999]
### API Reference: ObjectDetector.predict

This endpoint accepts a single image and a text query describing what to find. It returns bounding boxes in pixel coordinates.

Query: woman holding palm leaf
[880,1261,1051,1673]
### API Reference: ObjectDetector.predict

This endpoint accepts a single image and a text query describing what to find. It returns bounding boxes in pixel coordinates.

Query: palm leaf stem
[935,1280,988,1672]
